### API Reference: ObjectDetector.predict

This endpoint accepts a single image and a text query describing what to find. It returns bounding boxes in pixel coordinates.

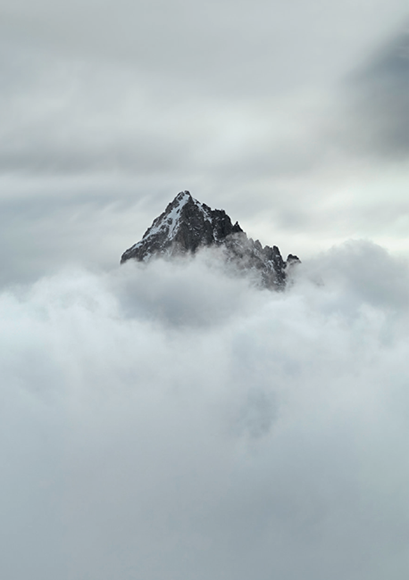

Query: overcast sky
[1,0,408,284]
[1,3,409,579]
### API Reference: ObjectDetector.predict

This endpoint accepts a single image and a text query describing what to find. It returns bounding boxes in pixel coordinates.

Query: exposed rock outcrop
[121,190,299,289]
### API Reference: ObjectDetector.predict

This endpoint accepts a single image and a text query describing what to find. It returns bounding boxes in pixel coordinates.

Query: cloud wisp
[1,241,408,580]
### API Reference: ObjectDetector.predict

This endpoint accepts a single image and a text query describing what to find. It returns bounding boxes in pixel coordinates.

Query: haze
[1,1,409,579]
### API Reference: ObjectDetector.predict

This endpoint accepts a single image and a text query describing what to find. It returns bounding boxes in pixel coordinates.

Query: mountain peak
[120,191,299,289]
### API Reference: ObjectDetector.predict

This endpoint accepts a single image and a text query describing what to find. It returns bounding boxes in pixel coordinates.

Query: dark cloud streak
[344,27,409,159]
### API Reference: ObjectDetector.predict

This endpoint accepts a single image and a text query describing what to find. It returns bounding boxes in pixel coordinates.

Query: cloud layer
[1,1,409,286]
[1,242,408,579]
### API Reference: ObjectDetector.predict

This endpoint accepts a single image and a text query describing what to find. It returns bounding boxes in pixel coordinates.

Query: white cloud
[1,242,408,579]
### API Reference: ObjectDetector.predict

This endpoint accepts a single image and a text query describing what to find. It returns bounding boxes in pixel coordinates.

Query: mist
[1,241,408,579]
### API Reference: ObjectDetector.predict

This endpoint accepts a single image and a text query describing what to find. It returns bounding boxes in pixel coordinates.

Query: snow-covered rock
[120,190,299,289]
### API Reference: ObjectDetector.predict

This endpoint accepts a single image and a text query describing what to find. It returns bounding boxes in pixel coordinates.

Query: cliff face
[121,190,299,289]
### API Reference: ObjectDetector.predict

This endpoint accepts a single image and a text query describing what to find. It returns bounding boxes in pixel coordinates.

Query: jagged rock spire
[120,191,299,289]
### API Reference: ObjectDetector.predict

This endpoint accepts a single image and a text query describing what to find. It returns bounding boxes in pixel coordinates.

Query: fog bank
[1,241,408,580]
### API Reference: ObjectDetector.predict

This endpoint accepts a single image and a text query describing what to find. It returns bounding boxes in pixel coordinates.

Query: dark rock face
[121,190,299,289]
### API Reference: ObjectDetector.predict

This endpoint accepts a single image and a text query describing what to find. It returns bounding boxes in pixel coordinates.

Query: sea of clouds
[1,240,408,580]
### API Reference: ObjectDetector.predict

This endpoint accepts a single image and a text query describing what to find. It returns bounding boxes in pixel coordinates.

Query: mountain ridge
[120,191,299,289]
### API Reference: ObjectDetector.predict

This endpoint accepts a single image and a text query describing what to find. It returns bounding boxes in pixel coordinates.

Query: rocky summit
[120,190,299,289]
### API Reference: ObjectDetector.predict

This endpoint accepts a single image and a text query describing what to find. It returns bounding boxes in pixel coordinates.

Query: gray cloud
[1,6,409,577]
[343,27,409,159]
[1,243,409,579]
[1,1,409,282]
[3,0,407,93]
